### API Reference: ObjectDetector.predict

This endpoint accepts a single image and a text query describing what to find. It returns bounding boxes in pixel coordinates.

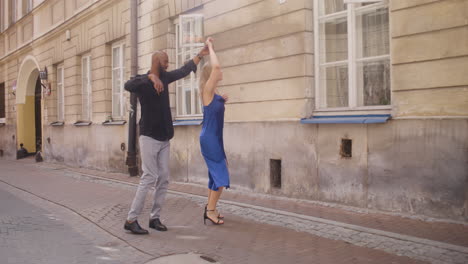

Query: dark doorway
[35,78,42,152]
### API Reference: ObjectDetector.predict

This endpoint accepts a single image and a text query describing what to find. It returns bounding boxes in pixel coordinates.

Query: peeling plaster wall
[173,119,468,221]
[43,124,128,172]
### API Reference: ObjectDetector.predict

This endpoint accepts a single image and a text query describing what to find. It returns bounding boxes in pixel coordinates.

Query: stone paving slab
[0,181,151,264]
[56,161,468,249]
[0,159,428,264]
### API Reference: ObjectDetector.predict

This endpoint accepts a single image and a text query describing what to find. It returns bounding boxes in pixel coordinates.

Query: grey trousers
[127,135,170,222]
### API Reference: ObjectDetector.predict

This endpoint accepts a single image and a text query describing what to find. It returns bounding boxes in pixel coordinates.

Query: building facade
[1,0,467,222]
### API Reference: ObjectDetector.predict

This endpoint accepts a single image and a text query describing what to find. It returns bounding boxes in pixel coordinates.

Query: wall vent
[340,139,352,158]
[270,159,282,188]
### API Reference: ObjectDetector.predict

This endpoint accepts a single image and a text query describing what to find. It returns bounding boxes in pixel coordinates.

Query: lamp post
[39,67,50,96]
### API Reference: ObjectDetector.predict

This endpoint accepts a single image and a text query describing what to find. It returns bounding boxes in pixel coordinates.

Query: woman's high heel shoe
[205,204,224,219]
[204,209,224,225]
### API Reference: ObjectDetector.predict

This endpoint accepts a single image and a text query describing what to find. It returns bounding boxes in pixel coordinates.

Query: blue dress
[200,94,230,191]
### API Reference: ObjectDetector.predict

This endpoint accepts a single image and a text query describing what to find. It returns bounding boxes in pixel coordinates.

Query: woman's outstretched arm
[203,37,223,104]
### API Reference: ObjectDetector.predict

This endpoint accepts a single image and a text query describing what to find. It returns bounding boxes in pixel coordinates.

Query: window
[112,43,125,118]
[175,14,204,117]
[81,55,92,121]
[0,1,4,32]
[314,0,390,111]
[0,83,5,123]
[22,0,32,15]
[9,0,16,25]
[56,65,64,121]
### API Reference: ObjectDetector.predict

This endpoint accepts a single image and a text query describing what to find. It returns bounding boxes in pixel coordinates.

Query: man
[124,47,208,234]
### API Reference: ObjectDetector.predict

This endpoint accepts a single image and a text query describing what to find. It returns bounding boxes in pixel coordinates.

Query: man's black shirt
[124,60,197,141]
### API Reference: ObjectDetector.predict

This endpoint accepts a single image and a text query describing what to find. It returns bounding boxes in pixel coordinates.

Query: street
[0,183,149,264]
[1,159,466,263]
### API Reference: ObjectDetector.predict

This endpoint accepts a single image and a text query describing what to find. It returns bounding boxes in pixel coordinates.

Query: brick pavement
[0,159,432,264]
[168,183,468,248]
[58,161,468,248]
[53,162,468,248]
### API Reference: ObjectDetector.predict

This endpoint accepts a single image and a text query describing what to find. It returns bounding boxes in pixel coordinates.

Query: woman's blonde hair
[199,62,212,94]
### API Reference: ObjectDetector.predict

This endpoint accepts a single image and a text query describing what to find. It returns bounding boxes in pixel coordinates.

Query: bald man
[124,47,208,235]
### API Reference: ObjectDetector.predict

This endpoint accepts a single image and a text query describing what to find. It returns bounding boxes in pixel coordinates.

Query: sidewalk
[60,161,468,244]
[2,158,468,264]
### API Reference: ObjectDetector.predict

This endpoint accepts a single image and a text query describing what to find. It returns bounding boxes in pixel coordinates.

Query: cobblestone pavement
[1,159,465,263]
[0,182,151,264]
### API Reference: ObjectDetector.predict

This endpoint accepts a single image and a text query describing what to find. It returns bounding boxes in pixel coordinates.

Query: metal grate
[340,139,352,158]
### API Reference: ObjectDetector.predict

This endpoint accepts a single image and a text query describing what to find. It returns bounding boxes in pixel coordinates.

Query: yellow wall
[16,96,36,153]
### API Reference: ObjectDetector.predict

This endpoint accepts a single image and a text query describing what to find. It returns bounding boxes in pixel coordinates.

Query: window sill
[74,121,92,126]
[313,106,391,115]
[102,120,126,126]
[301,114,391,124]
[173,119,203,126]
[50,121,64,126]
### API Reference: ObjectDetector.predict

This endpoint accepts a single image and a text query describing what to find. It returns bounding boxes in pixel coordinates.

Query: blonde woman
[199,37,229,225]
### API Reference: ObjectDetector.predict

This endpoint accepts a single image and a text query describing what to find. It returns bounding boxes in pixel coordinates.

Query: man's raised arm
[165,45,209,83]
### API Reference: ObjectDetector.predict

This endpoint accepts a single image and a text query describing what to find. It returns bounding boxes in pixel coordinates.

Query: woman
[199,37,229,225]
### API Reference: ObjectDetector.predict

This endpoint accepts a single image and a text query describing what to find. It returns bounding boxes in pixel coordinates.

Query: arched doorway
[16,56,42,155]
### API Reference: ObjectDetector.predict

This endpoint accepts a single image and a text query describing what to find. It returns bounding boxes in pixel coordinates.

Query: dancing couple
[123,37,229,234]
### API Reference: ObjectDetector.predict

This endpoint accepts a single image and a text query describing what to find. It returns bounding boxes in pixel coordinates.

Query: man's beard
[159,64,167,74]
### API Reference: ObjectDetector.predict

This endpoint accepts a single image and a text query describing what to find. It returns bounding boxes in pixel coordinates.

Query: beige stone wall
[1,0,131,122]
[0,0,467,221]
[208,0,314,121]
[391,0,468,117]
[0,0,131,170]
[149,0,313,121]
[164,0,468,222]
[33,0,129,123]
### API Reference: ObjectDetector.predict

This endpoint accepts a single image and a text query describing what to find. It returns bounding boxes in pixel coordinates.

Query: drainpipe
[126,0,138,176]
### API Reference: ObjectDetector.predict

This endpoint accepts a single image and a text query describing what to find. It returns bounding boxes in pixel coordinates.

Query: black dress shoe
[149,218,168,231]
[124,220,149,234]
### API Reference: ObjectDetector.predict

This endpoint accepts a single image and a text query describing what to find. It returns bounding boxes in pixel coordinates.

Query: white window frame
[175,14,204,119]
[22,0,32,16]
[81,55,92,121]
[111,43,125,119]
[0,1,5,32]
[56,65,64,121]
[313,0,391,114]
[9,0,17,26]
